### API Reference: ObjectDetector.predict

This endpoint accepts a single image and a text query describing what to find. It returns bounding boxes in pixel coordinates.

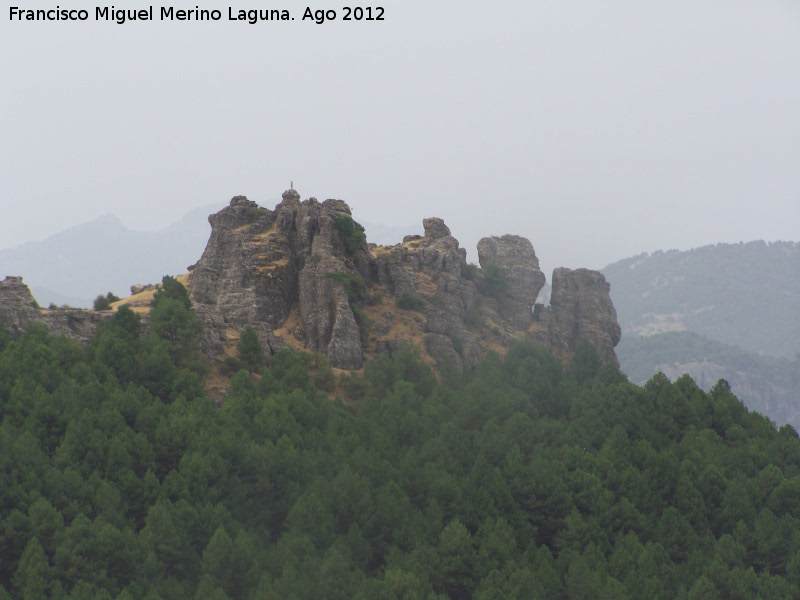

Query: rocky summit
[186,189,621,371]
[0,189,622,371]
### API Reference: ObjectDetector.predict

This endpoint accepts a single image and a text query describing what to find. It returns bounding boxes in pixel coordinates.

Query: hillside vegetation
[618,331,800,430]
[603,240,799,358]
[2,282,800,599]
[603,240,800,429]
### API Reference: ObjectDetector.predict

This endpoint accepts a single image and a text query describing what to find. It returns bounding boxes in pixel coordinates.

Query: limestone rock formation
[477,235,546,329]
[0,188,623,373]
[422,217,452,240]
[298,260,363,370]
[533,268,622,367]
[0,276,112,344]
[372,217,482,373]
[371,224,619,372]
[188,194,292,357]
[189,190,370,368]
[0,276,41,336]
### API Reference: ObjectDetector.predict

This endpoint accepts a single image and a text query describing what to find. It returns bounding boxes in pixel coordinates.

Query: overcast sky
[2,0,799,278]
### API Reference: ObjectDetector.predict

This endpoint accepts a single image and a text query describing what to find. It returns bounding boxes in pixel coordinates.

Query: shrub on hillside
[93,291,121,311]
[478,261,507,297]
[396,292,426,312]
[334,215,366,253]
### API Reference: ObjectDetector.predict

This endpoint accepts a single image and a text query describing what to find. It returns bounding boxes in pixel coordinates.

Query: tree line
[1,279,800,599]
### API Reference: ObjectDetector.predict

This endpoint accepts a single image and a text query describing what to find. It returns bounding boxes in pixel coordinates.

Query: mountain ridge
[602,240,800,358]
[0,190,622,375]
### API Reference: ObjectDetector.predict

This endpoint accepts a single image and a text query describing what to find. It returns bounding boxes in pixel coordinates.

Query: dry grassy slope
[110,273,192,315]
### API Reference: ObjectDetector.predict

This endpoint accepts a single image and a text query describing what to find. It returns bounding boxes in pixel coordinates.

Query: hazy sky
[3,0,799,278]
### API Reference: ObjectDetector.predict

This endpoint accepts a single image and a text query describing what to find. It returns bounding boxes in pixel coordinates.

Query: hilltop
[143,190,619,373]
[6,193,800,600]
[0,189,621,380]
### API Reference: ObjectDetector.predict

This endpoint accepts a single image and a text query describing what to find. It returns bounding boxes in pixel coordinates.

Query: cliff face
[188,190,622,370]
[373,217,481,373]
[532,268,621,368]
[1,190,622,371]
[188,190,373,369]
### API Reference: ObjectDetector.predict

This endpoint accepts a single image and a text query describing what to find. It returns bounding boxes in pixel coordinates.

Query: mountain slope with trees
[603,241,800,429]
[617,331,800,430]
[602,240,799,359]
[2,279,800,599]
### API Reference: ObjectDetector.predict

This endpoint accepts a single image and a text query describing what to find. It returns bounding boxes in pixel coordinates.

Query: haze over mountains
[0,204,226,307]
[603,241,800,359]
[602,242,800,429]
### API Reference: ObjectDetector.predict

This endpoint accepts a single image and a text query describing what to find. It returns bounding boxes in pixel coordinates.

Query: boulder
[423,217,451,240]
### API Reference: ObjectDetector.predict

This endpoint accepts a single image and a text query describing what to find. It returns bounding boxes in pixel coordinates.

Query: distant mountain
[0,203,225,307]
[603,240,800,358]
[618,331,800,430]
[603,241,800,428]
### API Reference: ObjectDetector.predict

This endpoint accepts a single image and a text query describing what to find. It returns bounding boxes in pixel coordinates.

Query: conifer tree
[13,537,49,600]
[238,326,265,373]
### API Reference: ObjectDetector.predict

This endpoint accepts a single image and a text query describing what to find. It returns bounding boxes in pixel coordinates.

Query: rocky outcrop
[0,276,112,344]
[372,218,482,373]
[298,259,363,370]
[533,268,621,367]
[189,194,292,357]
[0,276,42,336]
[370,224,620,371]
[189,190,370,368]
[1,188,623,372]
[422,217,452,240]
[477,235,546,329]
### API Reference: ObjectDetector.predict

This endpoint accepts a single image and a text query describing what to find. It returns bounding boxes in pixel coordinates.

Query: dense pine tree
[1,314,799,599]
[237,328,265,374]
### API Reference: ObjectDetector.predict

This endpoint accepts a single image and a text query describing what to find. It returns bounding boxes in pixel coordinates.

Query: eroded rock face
[189,190,370,368]
[373,223,621,371]
[537,268,621,367]
[373,219,482,373]
[298,259,363,370]
[477,235,546,329]
[1,190,623,373]
[0,276,41,336]
[0,276,113,344]
[188,195,289,357]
